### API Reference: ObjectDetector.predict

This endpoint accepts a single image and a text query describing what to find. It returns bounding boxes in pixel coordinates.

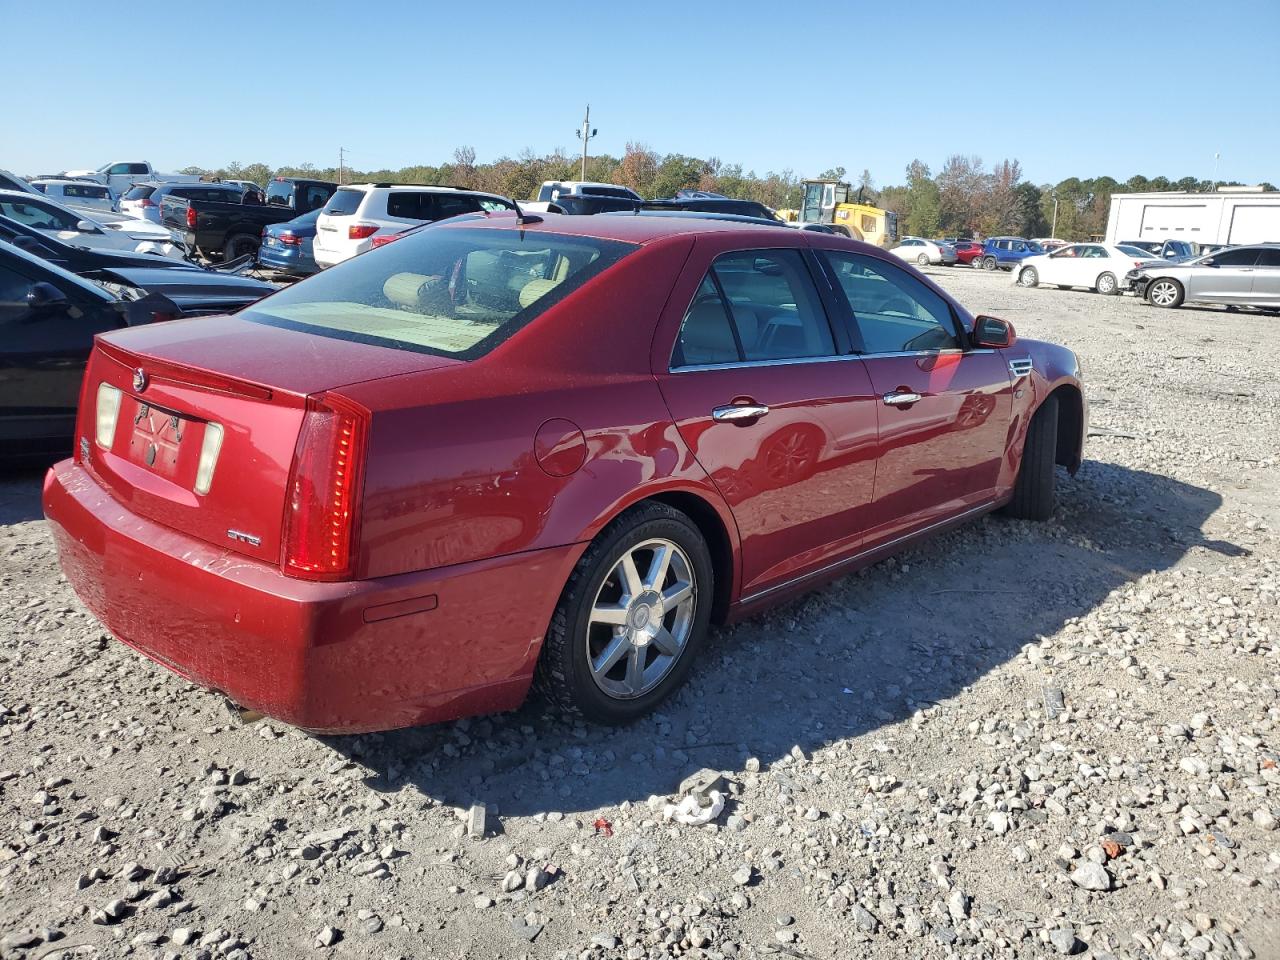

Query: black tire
[536,502,714,724]
[982,256,997,271]
[1095,272,1118,295]
[223,233,259,262]
[1147,278,1184,308]
[1018,266,1039,287]
[1004,394,1059,521]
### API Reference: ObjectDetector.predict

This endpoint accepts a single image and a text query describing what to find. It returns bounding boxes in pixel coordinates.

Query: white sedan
[1013,242,1163,294]
[890,237,958,267]
[0,189,182,258]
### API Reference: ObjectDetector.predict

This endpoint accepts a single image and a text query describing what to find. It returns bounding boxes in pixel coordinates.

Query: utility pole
[1213,151,1220,190]
[338,147,346,186]
[1051,195,1059,239]
[575,105,597,181]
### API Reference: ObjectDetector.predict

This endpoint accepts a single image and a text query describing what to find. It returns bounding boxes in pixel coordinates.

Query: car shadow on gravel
[332,460,1235,817]
[0,463,52,524]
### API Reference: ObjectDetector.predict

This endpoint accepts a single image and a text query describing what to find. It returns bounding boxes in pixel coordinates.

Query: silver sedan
[1129,244,1280,309]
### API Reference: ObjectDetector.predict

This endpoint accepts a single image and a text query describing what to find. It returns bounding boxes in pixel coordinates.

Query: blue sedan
[257,208,321,275]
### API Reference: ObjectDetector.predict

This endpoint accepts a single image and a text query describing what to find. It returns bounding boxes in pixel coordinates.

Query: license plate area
[127,399,190,480]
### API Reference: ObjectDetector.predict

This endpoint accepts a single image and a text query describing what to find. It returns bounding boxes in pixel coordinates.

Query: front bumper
[43,459,580,733]
[1128,274,1152,297]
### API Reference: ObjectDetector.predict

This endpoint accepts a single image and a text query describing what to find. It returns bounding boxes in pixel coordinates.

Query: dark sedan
[0,239,275,459]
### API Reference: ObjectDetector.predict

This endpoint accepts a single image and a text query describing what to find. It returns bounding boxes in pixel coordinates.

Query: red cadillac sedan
[44,211,1085,733]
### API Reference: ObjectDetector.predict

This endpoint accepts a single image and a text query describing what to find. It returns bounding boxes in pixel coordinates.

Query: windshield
[1116,245,1155,258]
[241,226,636,359]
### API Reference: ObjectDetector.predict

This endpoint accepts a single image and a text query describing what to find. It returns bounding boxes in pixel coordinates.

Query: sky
[8,0,1279,188]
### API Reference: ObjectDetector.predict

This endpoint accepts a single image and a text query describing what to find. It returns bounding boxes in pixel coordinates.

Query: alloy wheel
[1150,281,1179,306]
[586,539,696,700]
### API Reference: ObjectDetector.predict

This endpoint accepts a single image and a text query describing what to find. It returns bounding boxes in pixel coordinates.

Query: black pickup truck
[161,177,336,262]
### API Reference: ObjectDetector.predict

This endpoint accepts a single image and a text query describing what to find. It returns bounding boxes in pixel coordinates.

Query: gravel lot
[2,267,1277,960]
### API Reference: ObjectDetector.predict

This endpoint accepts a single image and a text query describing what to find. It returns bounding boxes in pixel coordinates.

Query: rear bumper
[257,245,317,274]
[43,459,580,733]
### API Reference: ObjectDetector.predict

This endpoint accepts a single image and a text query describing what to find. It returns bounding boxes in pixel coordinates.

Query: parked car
[263,177,338,213]
[528,195,639,215]
[29,178,116,212]
[59,161,200,197]
[1014,243,1164,294]
[950,240,985,265]
[312,185,514,268]
[1,213,194,274]
[978,237,1044,271]
[890,237,957,266]
[0,189,181,258]
[161,183,334,262]
[536,180,641,202]
[43,212,1085,733]
[1127,244,1280,309]
[642,198,783,221]
[0,239,272,458]
[0,169,41,195]
[1119,239,1197,260]
[1031,238,1069,252]
[123,182,244,225]
[257,208,322,275]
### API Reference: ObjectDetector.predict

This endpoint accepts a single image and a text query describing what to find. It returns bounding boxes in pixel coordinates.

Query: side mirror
[972,315,1015,349]
[27,281,69,312]
[1200,257,1215,267]
[76,220,98,233]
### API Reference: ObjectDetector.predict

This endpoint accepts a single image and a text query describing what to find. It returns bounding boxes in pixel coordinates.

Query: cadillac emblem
[133,367,148,392]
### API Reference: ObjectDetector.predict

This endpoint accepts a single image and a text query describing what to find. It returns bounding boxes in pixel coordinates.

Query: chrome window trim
[669,347,994,374]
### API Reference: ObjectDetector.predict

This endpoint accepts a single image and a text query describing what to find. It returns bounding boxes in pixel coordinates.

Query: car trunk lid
[80,315,460,568]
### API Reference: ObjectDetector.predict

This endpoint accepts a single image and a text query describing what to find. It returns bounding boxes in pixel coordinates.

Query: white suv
[313,185,513,267]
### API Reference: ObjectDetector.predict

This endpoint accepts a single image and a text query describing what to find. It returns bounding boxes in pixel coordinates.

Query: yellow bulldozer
[778,180,899,248]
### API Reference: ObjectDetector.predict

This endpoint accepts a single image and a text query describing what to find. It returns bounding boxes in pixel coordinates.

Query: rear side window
[386,192,435,219]
[822,251,960,354]
[1258,249,1280,267]
[241,227,635,359]
[31,183,47,193]
[672,249,835,367]
[323,188,366,216]
[266,181,295,206]
[1212,248,1261,267]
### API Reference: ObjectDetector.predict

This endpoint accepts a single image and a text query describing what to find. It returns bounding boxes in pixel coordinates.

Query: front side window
[1257,249,1280,267]
[0,199,78,231]
[0,263,36,323]
[1051,246,1080,258]
[241,227,634,359]
[822,251,960,354]
[108,163,131,175]
[1211,248,1261,267]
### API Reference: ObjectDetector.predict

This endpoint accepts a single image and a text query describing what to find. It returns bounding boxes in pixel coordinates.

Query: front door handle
[712,402,770,423]
[882,391,922,407]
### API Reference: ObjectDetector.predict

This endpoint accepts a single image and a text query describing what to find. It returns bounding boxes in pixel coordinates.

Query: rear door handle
[882,391,922,407]
[712,403,770,422]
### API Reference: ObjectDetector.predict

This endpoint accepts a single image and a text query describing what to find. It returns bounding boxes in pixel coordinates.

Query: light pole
[575,105,597,181]
[1051,194,1059,240]
[1213,151,1220,190]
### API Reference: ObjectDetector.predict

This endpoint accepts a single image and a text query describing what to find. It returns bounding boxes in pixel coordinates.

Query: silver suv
[1129,244,1280,310]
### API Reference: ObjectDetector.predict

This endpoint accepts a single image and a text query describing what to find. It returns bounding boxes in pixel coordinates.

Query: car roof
[441,210,800,244]
[344,183,499,194]
[31,177,108,186]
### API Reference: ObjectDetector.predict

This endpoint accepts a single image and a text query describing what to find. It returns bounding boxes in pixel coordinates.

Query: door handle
[712,403,770,423]
[882,391,922,407]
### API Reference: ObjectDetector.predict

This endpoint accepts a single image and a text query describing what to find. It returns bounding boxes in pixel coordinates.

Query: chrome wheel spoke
[624,645,646,692]
[618,553,644,597]
[592,634,630,678]
[591,602,629,626]
[652,626,681,656]
[645,544,672,591]
[663,580,693,608]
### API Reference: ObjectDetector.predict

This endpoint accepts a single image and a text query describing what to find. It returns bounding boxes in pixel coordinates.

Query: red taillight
[370,233,401,248]
[186,206,197,229]
[280,232,303,246]
[282,395,368,580]
[348,224,378,240]
[140,198,156,208]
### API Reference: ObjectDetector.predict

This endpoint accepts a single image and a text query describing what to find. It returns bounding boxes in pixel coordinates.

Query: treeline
[180,147,1274,242]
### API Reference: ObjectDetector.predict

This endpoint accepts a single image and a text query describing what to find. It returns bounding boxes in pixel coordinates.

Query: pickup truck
[161,178,336,262]
[60,161,200,196]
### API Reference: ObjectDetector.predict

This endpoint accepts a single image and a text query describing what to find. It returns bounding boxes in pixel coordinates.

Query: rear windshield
[240,226,635,359]
[124,185,156,200]
[322,187,366,216]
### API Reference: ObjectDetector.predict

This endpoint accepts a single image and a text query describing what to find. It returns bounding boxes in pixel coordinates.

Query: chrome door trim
[737,500,997,606]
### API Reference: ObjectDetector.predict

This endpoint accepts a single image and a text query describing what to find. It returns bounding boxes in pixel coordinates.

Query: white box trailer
[1104,190,1280,247]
